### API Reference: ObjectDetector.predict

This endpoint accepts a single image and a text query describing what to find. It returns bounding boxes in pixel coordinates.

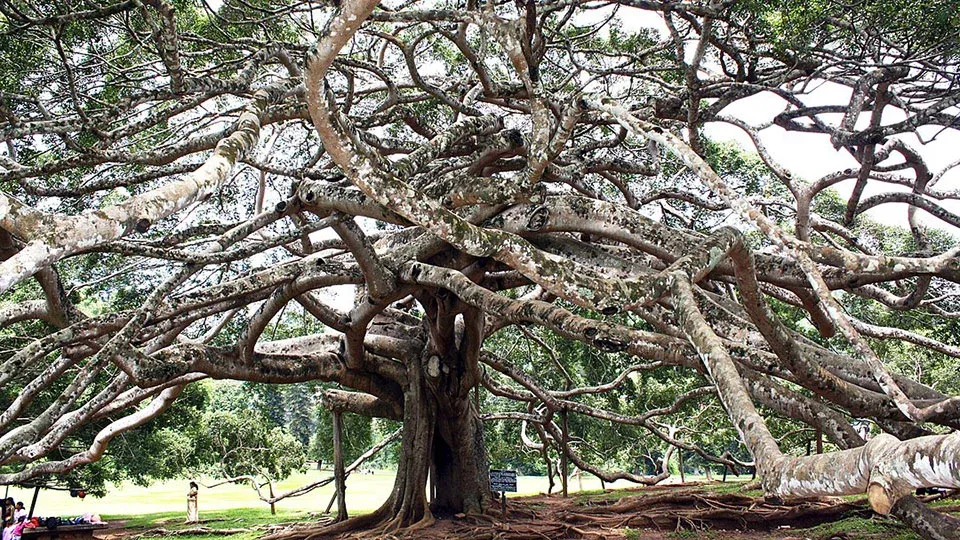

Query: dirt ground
[97,483,929,540]
[378,484,874,540]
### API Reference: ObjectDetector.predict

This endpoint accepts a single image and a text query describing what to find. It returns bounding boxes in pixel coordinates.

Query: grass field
[1,469,673,519]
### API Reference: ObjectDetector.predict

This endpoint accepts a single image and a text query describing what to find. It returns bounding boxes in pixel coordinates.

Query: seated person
[12,518,25,540]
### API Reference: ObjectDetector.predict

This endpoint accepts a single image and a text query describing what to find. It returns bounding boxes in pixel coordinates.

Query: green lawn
[2,469,654,519]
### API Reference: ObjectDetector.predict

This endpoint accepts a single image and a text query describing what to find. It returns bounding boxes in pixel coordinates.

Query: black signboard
[489,469,517,492]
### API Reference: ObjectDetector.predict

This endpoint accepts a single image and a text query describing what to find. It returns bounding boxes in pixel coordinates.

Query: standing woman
[186,482,199,523]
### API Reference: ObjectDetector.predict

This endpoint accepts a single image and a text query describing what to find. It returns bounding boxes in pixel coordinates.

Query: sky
[607,5,960,231]
[706,87,960,227]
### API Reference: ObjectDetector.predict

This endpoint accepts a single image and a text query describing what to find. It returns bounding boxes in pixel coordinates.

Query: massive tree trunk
[322,296,491,536]
[414,294,491,520]
[377,357,436,529]
[378,357,489,529]
[431,383,489,516]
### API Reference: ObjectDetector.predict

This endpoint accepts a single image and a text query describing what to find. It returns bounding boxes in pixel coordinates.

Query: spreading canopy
[2,0,960,535]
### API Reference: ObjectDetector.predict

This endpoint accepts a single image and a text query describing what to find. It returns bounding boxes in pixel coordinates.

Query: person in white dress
[186,482,199,523]
[12,504,25,523]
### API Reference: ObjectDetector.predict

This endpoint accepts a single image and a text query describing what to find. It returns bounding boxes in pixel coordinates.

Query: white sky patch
[706,84,960,230]
[609,6,960,232]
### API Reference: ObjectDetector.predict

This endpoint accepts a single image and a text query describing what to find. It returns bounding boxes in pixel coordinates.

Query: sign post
[489,469,517,519]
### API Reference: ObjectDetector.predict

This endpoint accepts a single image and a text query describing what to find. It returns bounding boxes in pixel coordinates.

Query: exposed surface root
[262,484,879,540]
[561,490,870,531]
[260,516,338,540]
[133,527,252,538]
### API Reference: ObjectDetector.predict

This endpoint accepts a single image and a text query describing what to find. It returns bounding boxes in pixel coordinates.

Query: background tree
[285,384,317,449]
[198,409,304,492]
